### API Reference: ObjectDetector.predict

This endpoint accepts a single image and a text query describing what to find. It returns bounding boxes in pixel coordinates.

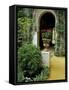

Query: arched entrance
[39,12,55,50]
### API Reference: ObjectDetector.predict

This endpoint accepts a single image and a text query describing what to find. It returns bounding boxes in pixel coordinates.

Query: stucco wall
[32,9,65,56]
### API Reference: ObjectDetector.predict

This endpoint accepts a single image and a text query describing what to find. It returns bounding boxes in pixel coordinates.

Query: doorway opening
[39,12,55,50]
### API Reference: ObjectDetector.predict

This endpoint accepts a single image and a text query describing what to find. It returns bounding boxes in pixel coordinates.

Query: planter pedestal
[41,51,50,67]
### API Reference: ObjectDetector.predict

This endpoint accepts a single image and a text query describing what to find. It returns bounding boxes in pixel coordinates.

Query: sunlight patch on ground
[48,56,65,80]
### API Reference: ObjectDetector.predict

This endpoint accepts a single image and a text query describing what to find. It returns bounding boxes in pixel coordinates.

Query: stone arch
[36,10,57,48]
[35,10,57,32]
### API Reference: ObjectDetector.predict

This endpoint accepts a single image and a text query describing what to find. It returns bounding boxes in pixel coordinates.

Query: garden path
[48,55,65,80]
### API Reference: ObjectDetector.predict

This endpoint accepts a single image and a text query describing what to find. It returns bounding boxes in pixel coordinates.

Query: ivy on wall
[17,8,34,48]
[54,10,65,56]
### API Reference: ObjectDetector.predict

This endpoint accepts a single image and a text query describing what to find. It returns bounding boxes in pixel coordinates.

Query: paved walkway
[48,55,65,80]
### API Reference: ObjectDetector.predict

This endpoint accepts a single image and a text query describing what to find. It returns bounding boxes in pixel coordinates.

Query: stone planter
[41,51,50,67]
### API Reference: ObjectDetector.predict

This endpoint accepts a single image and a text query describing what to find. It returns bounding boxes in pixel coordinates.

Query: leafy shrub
[33,67,50,81]
[18,44,43,79]
[17,17,33,48]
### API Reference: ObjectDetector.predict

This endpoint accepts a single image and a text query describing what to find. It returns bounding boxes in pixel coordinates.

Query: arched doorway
[39,12,55,50]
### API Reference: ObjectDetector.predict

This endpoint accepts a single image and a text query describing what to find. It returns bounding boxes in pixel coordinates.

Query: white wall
[32,32,38,47]
[0,0,69,90]
[41,51,50,67]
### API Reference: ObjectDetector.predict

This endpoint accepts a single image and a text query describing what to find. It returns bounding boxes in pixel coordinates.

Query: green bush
[17,17,33,48]
[18,44,43,79]
[33,67,50,81]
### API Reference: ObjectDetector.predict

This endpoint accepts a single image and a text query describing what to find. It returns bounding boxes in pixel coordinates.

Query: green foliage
[42,32,52,39]
[17,44,50,82]
[56,10,65,32]
[17,70,25,82]
[54,10,65,56]
[17,17,33,47]
[17,8,33,18]
[17,8,33,48]
[18,44,43,79]
[33,67,49,81]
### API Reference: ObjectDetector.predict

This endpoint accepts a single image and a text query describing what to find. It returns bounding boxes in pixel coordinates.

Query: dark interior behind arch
[39,12,55,49]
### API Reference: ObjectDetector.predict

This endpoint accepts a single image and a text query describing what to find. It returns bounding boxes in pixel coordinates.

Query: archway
[39,12,55,50]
